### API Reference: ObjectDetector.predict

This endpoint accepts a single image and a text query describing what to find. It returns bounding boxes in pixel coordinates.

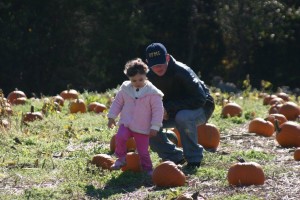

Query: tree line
[0,0,299,96]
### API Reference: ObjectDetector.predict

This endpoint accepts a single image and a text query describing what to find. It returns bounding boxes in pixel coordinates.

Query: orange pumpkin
[197,123,220,150]
[275,121,300,147]
[227,158,265,186]
[23,106,43,123]
[91,154,115,169]
[7,89,27,105]
[276,92,290,102]
[53,95,64,106]
[248,118,274,137]
[69,98,86,113]
[278,101,300,121]
[60,89,79,100]
[172,128,182,147]
[294,148,300,161]
[263,94,277,105]
[88,102,107,113]
[221,102,243,118]
[268,103,282,114]
[268,97,285,106]
[1,102,13,115]
[152,161,186,187]
[0,119,10,129]
[121,152,142,172]
[110,134,136,153]
[265,113,287,126]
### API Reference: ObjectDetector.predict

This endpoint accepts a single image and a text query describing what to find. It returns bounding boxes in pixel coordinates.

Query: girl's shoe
[110,159,126,170]
[146,170,153,176]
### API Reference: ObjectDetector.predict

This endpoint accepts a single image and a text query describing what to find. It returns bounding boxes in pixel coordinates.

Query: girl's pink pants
[115,125,152,171]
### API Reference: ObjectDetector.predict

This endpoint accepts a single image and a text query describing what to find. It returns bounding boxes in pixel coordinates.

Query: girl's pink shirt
[107,80,164,135]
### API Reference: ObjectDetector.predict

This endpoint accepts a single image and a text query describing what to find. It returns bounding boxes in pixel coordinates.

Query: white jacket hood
[120,80,164,99]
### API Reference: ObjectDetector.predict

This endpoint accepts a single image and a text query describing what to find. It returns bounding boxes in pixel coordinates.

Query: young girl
[107,58,164,175]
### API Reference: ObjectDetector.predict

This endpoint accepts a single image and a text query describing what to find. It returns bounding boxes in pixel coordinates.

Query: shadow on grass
[84,171,153,199]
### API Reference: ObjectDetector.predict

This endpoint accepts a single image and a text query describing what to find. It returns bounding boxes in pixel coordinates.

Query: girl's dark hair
[124,58,149,77]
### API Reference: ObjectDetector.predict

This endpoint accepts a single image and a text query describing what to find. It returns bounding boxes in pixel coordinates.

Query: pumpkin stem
[236,156,246,163]
[274,119,281,134]
[67,84,71,91]
[30,105,34,113]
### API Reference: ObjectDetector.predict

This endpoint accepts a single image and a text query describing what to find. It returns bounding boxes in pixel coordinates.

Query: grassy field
[0,89,300,200]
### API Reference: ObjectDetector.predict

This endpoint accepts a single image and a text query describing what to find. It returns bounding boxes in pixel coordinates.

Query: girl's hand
[149,129,158,137]
[108,118,116,129]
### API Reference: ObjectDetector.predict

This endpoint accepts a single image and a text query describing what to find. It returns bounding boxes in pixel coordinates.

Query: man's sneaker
[110,159,126,170]
[186,162,200,168]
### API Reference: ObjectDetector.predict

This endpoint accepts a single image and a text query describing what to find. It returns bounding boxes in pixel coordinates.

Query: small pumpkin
[60,89,79,100]
[88,102,107,113]
[248,118,274,137]
[265,113,287,126]
[0,119,10,129]
[23,106,43,123]
[227,157,265,186]
[294,148,300,161]
[221,102,243,118]
[268,103,283,114]
[278,101,300,121]
[263,94,277,105]
[7,89,27,105]
[275,120,300,147]
[171,128,182,147]
[121,152,142,172]
[276,92,290,102]
[152,161,186,187]
[69,98,86,113]
[268,97,285,106]
[52,95,64,106]
[110,134,136,153]
[197,123,220,150]
[91,154,115,169]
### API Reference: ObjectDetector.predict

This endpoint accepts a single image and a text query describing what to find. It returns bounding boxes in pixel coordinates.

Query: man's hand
[107,118,116,129]
[149,129,158,137]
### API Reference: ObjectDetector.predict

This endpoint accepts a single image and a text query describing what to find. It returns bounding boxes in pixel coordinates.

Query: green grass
[1,90,299,199]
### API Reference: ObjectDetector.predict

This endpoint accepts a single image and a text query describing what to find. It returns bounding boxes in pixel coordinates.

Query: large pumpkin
[91,154,115,170]
[60,89,79,100]
[294,148,300,161]
[88,102,107,113]
[7,89,27,105]
[121,152,142,172]
[197,123,220,150]
[278,101,300,121]
[69,98,86,113]
[248,118,274,137]
[110,134,136,153]
[227,158,265,186]
[152,161,186,187]
[275,121,300,147]
[221,102,243,118]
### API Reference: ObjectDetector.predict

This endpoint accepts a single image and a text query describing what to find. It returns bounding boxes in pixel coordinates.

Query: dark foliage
[0,0,299,96]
